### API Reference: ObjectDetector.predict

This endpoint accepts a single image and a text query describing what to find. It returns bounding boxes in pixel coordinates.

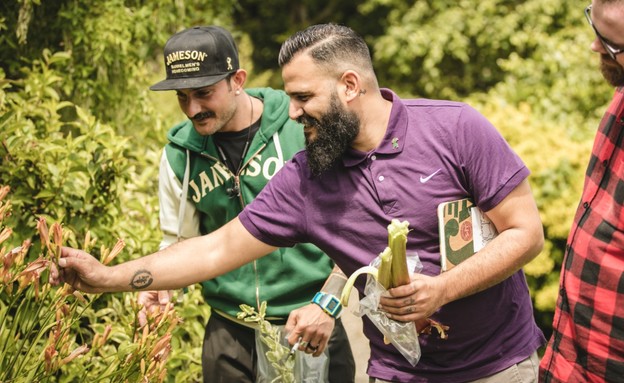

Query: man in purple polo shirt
[55,24,545,382]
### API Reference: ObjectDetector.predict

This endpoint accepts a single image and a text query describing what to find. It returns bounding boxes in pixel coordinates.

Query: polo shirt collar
[343,88,408,167]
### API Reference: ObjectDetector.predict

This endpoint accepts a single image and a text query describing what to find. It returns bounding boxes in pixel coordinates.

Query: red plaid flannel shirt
[540,87,624,383]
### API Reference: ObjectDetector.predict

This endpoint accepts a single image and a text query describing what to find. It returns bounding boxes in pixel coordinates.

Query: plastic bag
[355,252,423,366]
[255,324,329,383]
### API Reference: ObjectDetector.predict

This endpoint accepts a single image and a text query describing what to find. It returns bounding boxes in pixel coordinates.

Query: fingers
[380,290,422,313]
[284,312,299,345]
[48,262,60,285]
[381,282,416,301]
[380,291,428,322]
[378,282,419,317]
[56,247,108,293]
[137,290,174,327]
[138,290,173,308]
[306,342,320,353]
[137,291,156,327]
[379,278,439,322]
[137,308,148,328]
[284,304,334,357]
[304,337,324,357]
[60,246,88,262]
[57,248,88,273]
[158,290,173,305]
[289,336,325,357]
[48,252,88,291]
[60,269,84,292]
[381,308,422,323]
[137,290,155,307]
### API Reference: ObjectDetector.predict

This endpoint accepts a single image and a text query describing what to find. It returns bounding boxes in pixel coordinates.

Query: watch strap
[311,291,343,319]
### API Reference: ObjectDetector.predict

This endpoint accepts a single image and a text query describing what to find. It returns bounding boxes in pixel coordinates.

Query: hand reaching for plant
[137,290,174,328]
[51,247,112,293]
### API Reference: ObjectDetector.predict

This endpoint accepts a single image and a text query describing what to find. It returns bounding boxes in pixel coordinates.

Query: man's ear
[231,69,248,92]
[340,70,362,101]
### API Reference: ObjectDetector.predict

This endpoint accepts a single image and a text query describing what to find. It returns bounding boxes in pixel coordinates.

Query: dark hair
[278,24,373,74]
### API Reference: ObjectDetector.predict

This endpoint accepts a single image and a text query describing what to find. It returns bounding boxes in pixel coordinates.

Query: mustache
[191,111,215,121]
[297,114,318,127]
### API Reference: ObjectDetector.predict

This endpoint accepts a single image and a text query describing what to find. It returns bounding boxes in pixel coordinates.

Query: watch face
[326,300,338,311]
[313,293,342,317]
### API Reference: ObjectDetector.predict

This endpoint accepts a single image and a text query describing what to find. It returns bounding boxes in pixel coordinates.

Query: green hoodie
[159,87,333,319]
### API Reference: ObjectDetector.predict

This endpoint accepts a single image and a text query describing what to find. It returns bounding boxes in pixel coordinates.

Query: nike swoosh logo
[420,168,442,183]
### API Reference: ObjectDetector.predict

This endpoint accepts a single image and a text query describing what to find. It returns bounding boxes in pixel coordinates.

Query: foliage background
[0,0,613,380]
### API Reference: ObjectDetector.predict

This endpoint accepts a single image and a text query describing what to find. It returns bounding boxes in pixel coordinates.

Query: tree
[1,1,232,380]
[233,0,393,86]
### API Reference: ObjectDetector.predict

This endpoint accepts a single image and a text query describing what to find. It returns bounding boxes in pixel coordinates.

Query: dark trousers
[202,312,355,383]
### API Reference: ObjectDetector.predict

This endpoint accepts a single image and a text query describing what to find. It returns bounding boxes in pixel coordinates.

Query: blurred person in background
[539,1,624,382]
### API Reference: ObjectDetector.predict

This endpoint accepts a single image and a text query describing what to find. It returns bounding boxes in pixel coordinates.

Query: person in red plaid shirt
[539,1,624,382]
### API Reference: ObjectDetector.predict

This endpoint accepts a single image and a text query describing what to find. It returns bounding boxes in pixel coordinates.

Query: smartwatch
[311,291,343,319]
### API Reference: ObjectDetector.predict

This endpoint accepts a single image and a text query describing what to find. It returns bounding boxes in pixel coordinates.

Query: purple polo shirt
[239,89,545,382]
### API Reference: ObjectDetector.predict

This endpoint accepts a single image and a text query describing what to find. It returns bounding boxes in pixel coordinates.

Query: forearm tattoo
[129,269,153,290]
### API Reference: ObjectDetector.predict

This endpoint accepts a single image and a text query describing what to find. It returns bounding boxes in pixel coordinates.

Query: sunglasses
[585,4,624,60]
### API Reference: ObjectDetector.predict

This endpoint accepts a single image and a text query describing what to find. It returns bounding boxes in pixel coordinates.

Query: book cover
[437,198,498,272]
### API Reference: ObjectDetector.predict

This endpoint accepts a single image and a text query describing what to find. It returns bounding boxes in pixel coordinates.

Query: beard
[600,55,624,87]
[297,94,360,177]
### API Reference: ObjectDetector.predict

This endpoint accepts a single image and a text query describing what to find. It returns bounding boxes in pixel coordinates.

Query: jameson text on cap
[150,26,240,91]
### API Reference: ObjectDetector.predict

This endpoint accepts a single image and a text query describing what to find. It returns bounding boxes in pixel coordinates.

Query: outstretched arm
[56,217,277,293]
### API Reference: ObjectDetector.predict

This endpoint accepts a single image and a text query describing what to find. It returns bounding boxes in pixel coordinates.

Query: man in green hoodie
[142,26,355,382]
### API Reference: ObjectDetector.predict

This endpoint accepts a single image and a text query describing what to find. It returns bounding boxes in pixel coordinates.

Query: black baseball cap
[150,26,240,91]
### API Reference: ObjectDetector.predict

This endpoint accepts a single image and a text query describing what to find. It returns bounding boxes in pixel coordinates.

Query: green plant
[238,302,295,383]
[0,186,179,382]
